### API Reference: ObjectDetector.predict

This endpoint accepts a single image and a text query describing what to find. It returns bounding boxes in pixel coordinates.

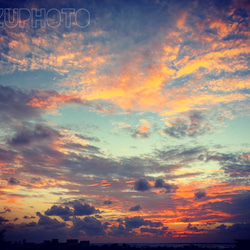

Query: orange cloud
[137,125,150,134]
[3,194,26,206]
[26,90,82,111]
[11,14,245,120]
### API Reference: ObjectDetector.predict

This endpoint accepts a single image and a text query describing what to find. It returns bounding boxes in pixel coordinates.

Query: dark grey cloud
[204,151,250,179]
[140,227,168,235]
[3,138,166,186]
[206,191,250,223]
[72,216,105,236]
[134,179,151,192]
[62,154,146,180]
[0,216,9,225]
[26,222,37,227]
[187,223,204,232]
[44,202,100,220]
[74,134,100,142]
[129,204,142,211]
[147,220,163,228]
[103,221,110,229]
[62,142,101,154]
[8,124,61,147]
[194,191,206,199]
[154,179,177,193]
[124,216,163,230]
[163,110,210,139]
[36,212,66,229]
[108,224,131,237]
[214,223,250,240]
[45,205,73,221]
[154,179,165,188]
[226,223,250,234]
[73,201,100,216]
[164,119,189,139]
[0,208,11,214]
[0,148,17,163]
[8,177,20,185]
[0,84,42,123]
[215,224,227,231]
[16,145,65,179]
[157,146,205,163]
[103,200,113,205]
[23,215,36,220]
[95,215,102,219]
[124,216,147,229]
[30,177,41,183]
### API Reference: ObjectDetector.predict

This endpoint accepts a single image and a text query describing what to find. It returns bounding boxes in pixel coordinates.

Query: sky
[0,0,250,244]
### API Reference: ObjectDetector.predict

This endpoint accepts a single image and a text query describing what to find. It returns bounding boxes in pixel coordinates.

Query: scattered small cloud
[8,177,20,185]
[134,179,151,192]
[103,200,113,205]
[194,191,206,200]
[129,204,142,211]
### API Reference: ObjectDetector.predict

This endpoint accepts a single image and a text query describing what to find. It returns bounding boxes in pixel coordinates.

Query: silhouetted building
[80,240,90,247]
[43,240,51,244]
[66,239,78,245]
[235,239,250,250]
[52,239,59,244]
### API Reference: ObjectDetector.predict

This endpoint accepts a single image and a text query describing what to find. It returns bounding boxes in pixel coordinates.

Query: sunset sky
[0,0,250,244]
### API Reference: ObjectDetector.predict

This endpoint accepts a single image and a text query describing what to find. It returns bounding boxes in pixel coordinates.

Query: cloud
[73,201,100,216]
[26,90,88,111]
[134,179,151,192]
[62,143,102,155]
[44,202,100,220]
[72,216,106,236]
[108,224,131,237]
[207,191,250,223]
[0,216,9,225]
[0,208,11,214]
[75,134,100,142]
[8,124,61,147]
[194,191,206,200]
[103,200,113,205]
[214,223,250,240]
[119,120,151,139]
[204,151,250,178]
[124,216,163,230]
[0,85,42,124]
[129,205,142,211]
[8,177,20,185]
[26,222,37,227]
[0,0,250,244]
[154,179,177,193]
[23,216,36,220]
[45,205,73,221]
[131,121,151,138]
[36,212,66,229]
[215,224,227,231]
[140,227,168,235]
[131,125,151,138]
[163,110,211,139]
[187,223,204,232]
